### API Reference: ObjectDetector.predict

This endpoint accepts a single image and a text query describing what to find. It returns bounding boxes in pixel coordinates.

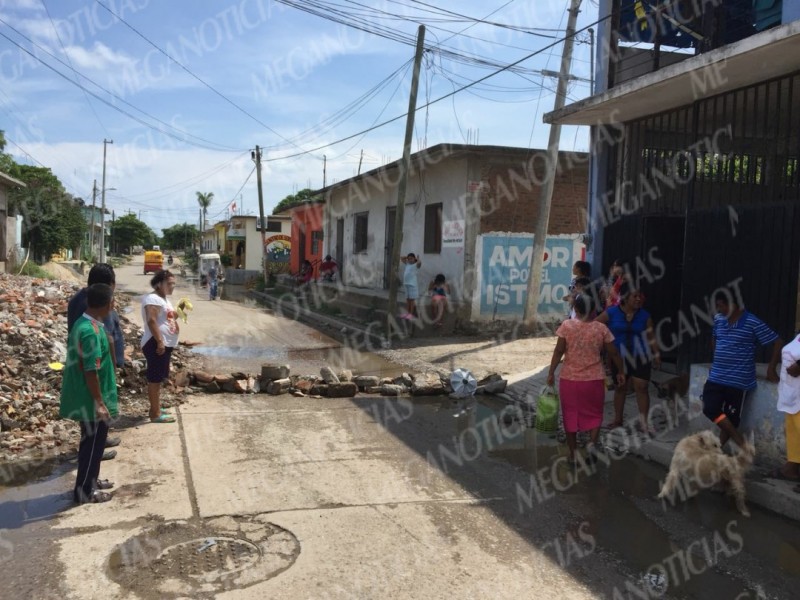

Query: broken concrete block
[479,379,508,395]
[365,386,382,394]
[174,370,191,388]
[261,364,290,381]
[327,382,358,398]
[394,373,413,388]
[310,384,329,396]
[295,380,315,393]
[320,366,340,384]
[267,378,292,395]
[381,384,406,396]
[411,372,445,396]
[193,370,215,384]
[353,375,380,390]
[338,369,353,382]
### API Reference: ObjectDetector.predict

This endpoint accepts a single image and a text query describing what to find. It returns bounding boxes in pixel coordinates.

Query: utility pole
[386,25,425,344]
[357,149,364,175]
[523,0,582,328]
[89,179,98,258]
[323,155,327,188]
[252,145,268,283]
[100,139,114,263]
[99,138,113,263]
[111,210,115,255]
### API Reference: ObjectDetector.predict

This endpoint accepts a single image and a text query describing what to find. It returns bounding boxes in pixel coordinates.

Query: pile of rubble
[186,363,509,399]
[0,273,200,462]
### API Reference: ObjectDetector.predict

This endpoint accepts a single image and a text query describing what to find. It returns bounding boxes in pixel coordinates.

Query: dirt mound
[40,262,83,283]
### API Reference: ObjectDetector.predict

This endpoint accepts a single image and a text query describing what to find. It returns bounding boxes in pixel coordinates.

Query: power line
[261,6,610,163]
[92,0,318,158]
[207,165,257,220]
[0,19,242,152]
[40,0,109,137]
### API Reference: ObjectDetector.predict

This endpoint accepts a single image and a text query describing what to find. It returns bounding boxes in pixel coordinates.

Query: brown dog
[658,430,755,516]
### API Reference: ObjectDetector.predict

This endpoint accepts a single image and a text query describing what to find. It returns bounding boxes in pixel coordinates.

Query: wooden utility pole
[253,145,268,283]
[386,25,426,344]
[99,138,112,263]
[523,0,582,328]
[89,179,97,257]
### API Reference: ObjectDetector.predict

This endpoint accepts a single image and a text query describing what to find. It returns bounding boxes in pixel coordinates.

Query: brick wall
[477,151,589,235]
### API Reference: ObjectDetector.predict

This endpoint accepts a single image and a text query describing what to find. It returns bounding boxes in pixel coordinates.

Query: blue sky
[0,0,595,234]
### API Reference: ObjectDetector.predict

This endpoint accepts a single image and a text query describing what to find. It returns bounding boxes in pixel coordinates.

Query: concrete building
[289,203,324,277]
[0,170,25,273]
[317,144,589,322]
[546,0,800,459]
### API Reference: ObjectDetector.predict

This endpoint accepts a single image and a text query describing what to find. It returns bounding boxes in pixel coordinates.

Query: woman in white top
[768,333,800,483]
[141,270,179,423]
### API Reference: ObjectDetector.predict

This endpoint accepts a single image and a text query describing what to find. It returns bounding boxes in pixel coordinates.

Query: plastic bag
[535,385,559,432]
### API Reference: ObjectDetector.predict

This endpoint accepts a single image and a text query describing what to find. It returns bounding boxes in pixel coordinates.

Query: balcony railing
[609,0,784,88]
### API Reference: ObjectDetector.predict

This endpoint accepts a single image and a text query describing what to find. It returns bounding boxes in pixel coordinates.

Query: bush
[19,262,55,279]
[220,253,233,267]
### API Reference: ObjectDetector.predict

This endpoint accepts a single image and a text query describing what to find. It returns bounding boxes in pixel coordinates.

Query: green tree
[161,222,199,251]
[272,188,319,214]
[111,214,156,253]
[196,191,214,230]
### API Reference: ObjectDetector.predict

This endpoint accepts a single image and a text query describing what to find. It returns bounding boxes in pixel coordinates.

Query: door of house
[384,207,396,289]
[298,230,306,267]
[336,218,344,281]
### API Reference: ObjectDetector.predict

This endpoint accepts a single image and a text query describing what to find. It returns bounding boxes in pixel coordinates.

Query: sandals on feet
[95,479,114,490]
[150,413,176,423]
[76,490,113,504]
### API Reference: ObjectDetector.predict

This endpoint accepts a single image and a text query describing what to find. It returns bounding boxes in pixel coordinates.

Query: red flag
[230,202,237,214]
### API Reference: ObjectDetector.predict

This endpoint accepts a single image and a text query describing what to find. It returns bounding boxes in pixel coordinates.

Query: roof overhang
[545,20,800,126]
[0,170,26,188]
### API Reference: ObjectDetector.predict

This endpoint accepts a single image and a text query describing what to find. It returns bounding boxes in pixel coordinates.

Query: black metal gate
[602,70,800,364]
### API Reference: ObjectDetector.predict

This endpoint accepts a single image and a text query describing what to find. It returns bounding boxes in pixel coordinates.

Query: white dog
[658,430,755,516]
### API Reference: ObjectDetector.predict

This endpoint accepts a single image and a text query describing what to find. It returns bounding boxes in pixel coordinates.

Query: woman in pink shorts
[547,294,626,465]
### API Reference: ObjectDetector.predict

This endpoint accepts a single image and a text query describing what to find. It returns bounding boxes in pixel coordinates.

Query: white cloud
[63,41,135,70]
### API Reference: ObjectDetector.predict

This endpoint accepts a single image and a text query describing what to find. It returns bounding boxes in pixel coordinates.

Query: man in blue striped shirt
[702,290,782,449]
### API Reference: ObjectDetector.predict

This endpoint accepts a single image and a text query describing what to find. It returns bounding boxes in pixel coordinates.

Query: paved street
[1,257,799,599]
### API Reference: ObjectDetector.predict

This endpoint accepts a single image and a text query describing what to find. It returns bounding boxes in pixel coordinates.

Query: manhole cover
[152,537,261,578]
[108,516,300,598]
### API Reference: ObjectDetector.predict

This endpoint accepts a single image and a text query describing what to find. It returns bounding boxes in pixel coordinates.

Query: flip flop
[766,468,799,482]
[150,413,176,423]
[95,479,115,490]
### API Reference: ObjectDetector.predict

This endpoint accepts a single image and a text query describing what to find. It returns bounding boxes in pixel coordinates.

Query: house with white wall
[0,170,25,273]
[317,144,589,323]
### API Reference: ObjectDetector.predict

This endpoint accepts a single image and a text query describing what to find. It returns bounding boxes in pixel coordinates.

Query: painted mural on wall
[265,235,291,274]
[475,233,584,320]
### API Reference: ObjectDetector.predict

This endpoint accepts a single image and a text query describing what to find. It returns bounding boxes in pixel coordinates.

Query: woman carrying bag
[547,294,626,465]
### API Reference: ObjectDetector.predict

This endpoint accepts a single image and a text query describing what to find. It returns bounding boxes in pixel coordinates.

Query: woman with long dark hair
[141,270,179,423]
[596,284,661,432]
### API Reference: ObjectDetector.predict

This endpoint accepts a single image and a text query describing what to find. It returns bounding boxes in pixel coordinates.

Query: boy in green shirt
[60,283,118,504]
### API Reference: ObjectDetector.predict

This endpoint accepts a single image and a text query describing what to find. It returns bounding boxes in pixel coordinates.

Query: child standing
[60,283,118,504]
[400,253,422,319]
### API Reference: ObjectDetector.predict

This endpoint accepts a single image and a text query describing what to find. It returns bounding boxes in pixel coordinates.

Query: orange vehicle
[143,250,164,275]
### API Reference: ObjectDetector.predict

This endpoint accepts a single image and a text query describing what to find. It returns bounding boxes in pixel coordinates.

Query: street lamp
[99,138,113,263]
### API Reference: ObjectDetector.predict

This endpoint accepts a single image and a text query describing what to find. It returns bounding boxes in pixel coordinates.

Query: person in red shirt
[320,255,338,282]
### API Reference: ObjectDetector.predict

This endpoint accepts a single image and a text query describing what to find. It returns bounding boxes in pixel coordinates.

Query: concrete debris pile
[187,363,509,400]
[0,273,200,461]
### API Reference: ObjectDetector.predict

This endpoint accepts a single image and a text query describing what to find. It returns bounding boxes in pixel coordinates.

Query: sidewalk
[505,368,800,522]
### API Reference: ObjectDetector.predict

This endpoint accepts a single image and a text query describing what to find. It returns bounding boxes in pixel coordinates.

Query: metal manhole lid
[152,537,261,579]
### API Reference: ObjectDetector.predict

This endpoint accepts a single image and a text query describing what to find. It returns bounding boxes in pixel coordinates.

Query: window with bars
[424,203,442,254]
[353,212,368,253]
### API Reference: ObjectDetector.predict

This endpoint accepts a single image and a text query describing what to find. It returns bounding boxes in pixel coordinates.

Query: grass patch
[19,262,55,279]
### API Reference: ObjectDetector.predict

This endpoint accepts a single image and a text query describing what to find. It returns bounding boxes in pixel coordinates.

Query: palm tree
[196,191,214,231]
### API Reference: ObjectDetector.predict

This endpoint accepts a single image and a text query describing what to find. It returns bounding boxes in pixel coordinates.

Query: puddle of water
[0,459,74,529]
[452,399,800,599]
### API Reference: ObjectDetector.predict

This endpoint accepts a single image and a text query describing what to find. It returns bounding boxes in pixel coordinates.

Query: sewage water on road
[416,398,800,599]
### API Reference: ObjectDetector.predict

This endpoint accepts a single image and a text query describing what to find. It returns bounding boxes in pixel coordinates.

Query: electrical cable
[0,26,243,152]
[39,0,109,138]
[92,0,322,159]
